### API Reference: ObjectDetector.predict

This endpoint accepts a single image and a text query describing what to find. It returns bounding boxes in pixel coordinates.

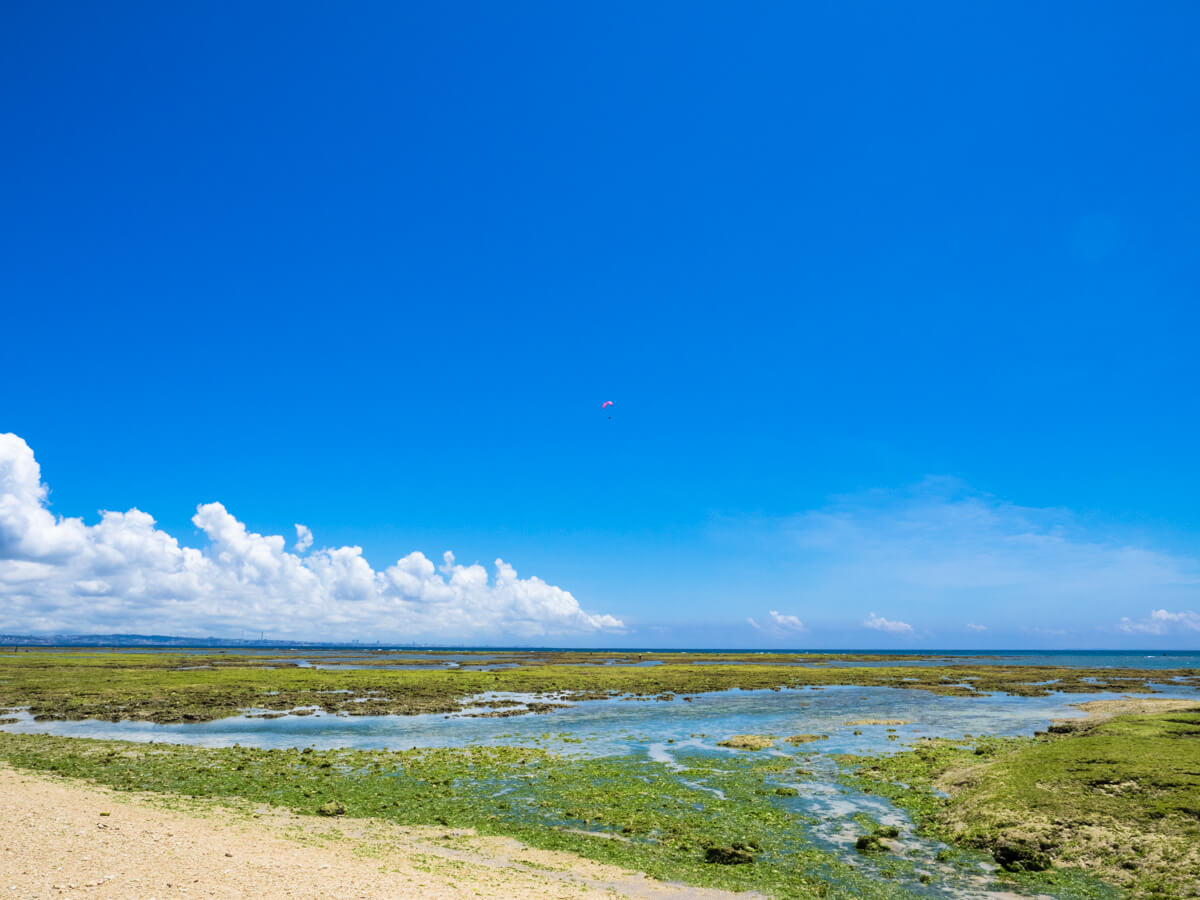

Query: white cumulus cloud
[1117,609,1200,635]
[768,610,805,632]
[863,612,913,634]
[293,524,313,554]
[965,623,987,632]
[0,433,623,640]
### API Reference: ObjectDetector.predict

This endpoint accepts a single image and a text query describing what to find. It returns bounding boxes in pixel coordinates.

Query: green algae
[0,731,916,899]
[717,734,774,750]
[1,650,1192,724]
[839,706,1200,899]
[785,734,828,744]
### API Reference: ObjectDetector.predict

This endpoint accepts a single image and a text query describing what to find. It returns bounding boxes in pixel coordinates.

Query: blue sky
[2,2,1198,646]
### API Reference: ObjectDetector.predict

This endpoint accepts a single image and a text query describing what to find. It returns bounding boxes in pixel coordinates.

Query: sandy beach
[0,765,742,899]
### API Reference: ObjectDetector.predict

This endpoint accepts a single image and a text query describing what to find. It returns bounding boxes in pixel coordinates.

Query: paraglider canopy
[601,400,613,409]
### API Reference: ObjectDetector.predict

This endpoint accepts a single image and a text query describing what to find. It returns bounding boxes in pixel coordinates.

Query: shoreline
[0,764,744,899]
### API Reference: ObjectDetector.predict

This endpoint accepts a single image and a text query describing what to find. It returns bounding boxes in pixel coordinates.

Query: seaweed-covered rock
[856,825,899,853]
[717,734,774,750]
[784,734,828,745]
[705,843,755,864]
[774,786,799,796]
[992,839,1052,872]
[316,800,346,816]
[855,834,886,853]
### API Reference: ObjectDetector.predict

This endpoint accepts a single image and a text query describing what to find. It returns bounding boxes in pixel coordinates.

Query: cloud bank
[770,477,1200,640]
[1118,609,1200,635]
[0,434,622,640]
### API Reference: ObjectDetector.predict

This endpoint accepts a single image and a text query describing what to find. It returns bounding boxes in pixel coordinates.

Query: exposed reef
[2,649,1193,724]
[839,699,1200,899]
[717,735,774,750]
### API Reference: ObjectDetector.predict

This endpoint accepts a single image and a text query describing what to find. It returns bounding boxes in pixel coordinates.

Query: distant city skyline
[2,3,1198,647]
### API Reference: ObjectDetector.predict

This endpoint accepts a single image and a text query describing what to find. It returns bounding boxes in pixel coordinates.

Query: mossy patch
[717,734,773,750]
[840,705,1200,899]
[0,731,917,899]
[784,734,828,745]
[1,650,1191,724]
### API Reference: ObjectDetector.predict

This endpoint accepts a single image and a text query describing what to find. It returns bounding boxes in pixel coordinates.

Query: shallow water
[260,649,1200,671]
[809,650,1200,670]
[7,682,1196,753]
[33,646,1200,671]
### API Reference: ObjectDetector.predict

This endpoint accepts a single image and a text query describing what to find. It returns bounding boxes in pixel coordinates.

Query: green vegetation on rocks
[839,703,1200,899]
[0,731,917,899]
[717,734,774,750]
[1,649,1192,724]
[785,734,828,744]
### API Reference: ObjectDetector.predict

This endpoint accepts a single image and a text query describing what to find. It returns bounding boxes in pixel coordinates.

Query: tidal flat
[1,649,1198,898]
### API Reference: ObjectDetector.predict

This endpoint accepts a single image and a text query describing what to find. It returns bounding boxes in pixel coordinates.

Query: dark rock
[705,845,754,864]
[992,839,1052,872]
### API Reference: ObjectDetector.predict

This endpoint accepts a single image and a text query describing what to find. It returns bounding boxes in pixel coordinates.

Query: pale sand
[0,766,748,899]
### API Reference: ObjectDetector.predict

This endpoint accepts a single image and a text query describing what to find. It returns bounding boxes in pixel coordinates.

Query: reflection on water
[7,682,1196,753]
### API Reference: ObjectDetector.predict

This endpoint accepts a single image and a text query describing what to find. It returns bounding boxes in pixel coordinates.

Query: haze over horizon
[3,3,1198,648]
